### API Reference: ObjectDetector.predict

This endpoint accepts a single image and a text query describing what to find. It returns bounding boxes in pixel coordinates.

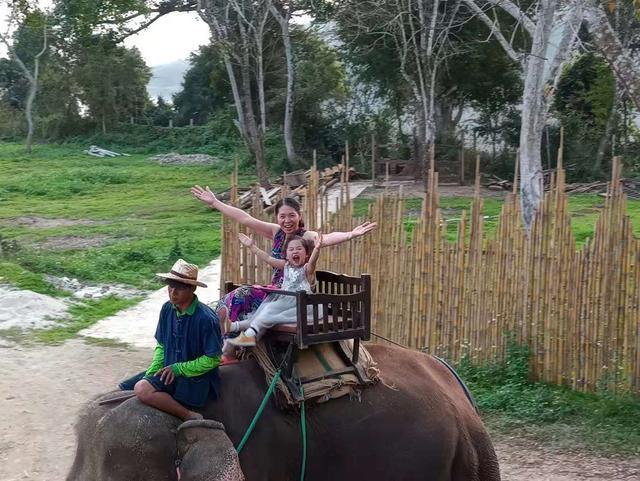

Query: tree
[145,96,175,126]
[172,45,231,126]
[462,0,583,232]
[269,1,298,166]
[555,53,616,178]
[0,9,49,152]
[331,0,466,179]
[74,37,150,132]
[584,0,640,112]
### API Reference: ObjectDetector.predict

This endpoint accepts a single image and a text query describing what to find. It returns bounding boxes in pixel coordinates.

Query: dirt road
[0,340,638,481]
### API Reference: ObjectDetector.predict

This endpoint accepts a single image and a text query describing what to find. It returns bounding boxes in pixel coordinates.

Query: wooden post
[169,119,173,128]
[460,130,465,186]
[371,133,376,185]
[130,116,134,125]
[189,118,194,127]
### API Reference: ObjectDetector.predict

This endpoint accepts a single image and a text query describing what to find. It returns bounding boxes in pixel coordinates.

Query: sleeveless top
[271,227,306,286]
[280,264,313,293]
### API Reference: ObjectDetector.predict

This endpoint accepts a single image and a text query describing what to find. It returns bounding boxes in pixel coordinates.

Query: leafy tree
[0,8,50,152]
[555,53,616,178]
[74,37,150,133]
[144,96,175,126]
[172,45,231,126]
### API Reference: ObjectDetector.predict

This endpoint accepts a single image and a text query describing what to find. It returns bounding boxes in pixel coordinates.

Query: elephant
[67,344,501,481]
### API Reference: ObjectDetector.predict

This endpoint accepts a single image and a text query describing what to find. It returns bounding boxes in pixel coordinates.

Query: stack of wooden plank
[218,164,360,209]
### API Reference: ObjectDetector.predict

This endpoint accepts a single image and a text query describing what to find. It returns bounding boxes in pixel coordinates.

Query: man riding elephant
[68,344,501,481]
[119,259,222,421]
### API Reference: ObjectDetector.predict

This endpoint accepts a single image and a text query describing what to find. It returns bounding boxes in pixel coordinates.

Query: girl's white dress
[248,263,314,334]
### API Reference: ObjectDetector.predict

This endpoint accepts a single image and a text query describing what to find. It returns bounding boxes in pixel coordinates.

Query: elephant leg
[177,420,245,481]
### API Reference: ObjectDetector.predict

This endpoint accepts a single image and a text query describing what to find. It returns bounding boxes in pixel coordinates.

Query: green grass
[35,296,141,344]
[353,194,640,245]
[0,142,253,291]
[0,260,68,296]
[458,342,640,456]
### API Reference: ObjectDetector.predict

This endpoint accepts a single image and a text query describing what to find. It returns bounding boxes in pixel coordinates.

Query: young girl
[227,232,323,347]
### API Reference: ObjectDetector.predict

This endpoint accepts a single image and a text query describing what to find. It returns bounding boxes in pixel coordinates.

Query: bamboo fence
[220,157,640,394]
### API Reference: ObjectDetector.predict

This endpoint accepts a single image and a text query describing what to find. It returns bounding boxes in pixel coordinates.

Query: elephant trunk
[176,420,245,481]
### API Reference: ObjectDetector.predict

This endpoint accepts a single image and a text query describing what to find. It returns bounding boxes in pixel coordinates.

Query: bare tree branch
[462,0,522,62]
[483,0,535,34]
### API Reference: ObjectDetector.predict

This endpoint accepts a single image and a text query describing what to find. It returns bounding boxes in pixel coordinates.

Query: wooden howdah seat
[224,271,372,400]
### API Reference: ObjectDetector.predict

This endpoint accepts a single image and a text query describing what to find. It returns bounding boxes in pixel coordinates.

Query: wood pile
[486,173,640,199]
[564,179,640,199]
[84,145,130,158]
[218,164,359,209]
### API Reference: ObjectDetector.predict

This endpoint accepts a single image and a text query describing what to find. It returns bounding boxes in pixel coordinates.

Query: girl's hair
[274,197,305,228]
[283,235,314,259]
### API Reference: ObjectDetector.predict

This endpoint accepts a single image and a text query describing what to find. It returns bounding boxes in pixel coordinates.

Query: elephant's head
[176,420,245,481]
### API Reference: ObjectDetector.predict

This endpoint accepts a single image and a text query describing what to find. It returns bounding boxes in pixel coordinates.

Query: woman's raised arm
[191,185,278,239]
[308,221,377,247]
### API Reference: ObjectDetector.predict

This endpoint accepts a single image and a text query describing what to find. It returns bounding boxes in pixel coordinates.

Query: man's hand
[316,233,324,249]
[238,233,254,248]
[156,366,176,385]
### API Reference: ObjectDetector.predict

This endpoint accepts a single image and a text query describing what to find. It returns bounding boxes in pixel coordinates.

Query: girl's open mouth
[292,254,301,263]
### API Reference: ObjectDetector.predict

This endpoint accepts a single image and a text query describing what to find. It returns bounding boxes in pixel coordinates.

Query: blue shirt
[154,298,222,407]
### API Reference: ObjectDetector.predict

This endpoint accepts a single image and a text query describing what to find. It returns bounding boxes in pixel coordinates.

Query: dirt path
[0,341,638,481]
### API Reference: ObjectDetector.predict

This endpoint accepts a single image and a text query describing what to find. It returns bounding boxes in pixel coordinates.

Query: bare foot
[184,411,204,421]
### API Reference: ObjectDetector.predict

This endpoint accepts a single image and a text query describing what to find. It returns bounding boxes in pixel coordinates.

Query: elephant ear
[177,420,245,481]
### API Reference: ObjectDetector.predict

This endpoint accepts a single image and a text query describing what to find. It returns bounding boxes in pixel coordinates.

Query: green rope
[235,368,307,481]
[236,369,282,454]
[299,385,307,481]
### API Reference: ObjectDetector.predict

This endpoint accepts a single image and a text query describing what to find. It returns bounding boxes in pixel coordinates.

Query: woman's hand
[350,221,377,239]
[191,185,218,208]
[238,233,254,248]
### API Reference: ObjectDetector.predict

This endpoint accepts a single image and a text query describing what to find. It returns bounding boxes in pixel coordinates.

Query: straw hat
[156,259,207,288]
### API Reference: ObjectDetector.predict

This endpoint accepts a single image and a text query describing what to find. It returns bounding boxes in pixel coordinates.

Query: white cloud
[123,11,209,66]
[0,4,209,67]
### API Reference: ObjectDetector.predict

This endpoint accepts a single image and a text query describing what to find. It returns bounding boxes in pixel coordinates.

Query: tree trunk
[270,5,296,167]
[24,80,36,154]
[594,90,618,177]
[584,0,640,112]
[240,54,270,187]
[519,1,557,233]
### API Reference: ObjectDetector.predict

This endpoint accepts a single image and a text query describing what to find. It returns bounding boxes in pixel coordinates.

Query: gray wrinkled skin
[66,345,500,481]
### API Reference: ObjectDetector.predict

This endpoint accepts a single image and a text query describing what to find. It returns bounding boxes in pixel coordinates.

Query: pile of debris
[565,179,640,199]
[485,174,640,199]
[150,152,221,165]
[219,164,360,209]
[45,275,148,300]
[85,145,130,157]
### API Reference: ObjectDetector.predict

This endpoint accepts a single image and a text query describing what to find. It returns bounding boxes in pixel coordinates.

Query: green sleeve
[171,355,221,378]
[145,344,165,377]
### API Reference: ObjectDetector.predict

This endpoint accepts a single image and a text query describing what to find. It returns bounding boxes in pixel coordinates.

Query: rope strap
[234,369,308,481]
[299,385,307,481]
[236,369,282,454]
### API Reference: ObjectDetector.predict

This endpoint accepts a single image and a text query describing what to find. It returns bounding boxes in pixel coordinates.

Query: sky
[0,2,209,67]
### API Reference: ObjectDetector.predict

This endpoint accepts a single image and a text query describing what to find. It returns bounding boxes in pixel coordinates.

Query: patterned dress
[218,228,306,323]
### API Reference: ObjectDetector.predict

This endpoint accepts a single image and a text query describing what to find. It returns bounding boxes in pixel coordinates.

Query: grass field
[353,193,640,245]
[0,142,251,291]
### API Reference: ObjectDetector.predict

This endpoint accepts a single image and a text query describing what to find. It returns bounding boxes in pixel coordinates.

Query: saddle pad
[249,340,379,406]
